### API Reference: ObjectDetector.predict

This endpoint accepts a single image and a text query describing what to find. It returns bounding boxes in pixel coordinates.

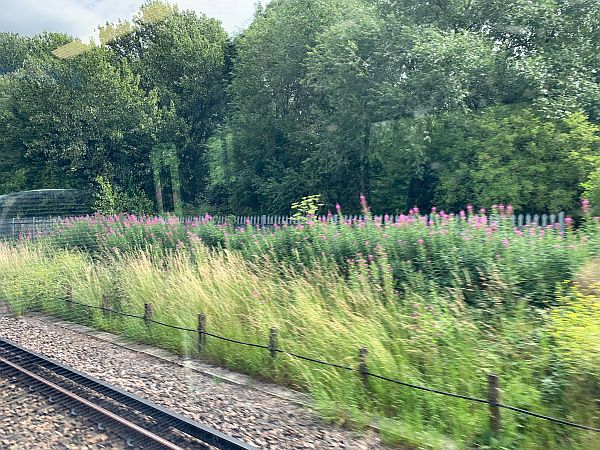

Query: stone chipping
[0,315,389,450]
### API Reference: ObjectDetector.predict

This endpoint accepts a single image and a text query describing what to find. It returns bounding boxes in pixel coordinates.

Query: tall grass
[0,242,598,449]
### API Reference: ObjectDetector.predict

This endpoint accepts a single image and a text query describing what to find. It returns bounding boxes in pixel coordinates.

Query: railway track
[0,337,257,450]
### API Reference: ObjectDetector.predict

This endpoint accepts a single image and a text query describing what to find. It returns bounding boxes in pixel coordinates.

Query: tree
[104,1,230,203]
[1,0,599,215]
[226,0,365,212]
[430,106,599,212]
[0,32,71,75]
[9,46,158,196]
[305,11,501,210]
[0,32,75,194]
[0,75,29,194]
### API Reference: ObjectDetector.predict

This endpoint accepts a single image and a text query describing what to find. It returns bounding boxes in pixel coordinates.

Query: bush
[550,283,600,378]
[94,176,154,216]
[40,207,600,307]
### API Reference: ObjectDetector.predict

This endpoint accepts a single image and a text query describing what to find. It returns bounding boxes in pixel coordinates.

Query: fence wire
[63,298,600,434]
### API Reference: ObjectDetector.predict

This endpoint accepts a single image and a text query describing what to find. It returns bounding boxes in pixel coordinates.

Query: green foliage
[568,118,600,214]
[94,176,119,215]
[430,107,599,212]
[2,2,600,447]
[226,0,363,212]
[215,0,600,214]
[40,204,600,309]
[0,1,228,206]
[1,0,599,215]
[7,46,158,195]
[0,32,71,75]
[94,176,154,216]
[550,281,600,378]
[105,0,230,202]
[291,194,324,221]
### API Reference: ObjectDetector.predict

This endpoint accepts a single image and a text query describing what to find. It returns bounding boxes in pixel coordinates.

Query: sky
[0,0,269,38]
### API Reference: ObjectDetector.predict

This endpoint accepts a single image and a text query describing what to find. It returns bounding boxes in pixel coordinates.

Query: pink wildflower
[360,194,368,212]
[582,199,590,213]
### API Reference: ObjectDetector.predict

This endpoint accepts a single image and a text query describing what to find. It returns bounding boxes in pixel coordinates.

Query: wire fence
[0,189,92,219]
[60,293,600,434]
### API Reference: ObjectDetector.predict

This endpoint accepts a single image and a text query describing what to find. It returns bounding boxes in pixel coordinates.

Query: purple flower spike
[582,199,590,213]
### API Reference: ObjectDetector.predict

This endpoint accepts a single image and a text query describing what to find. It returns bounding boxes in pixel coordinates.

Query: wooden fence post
[65,286,72,314]
[358,347,369,389]
[488,373,501,434]
[269,327,278,358]
[144,303,153,326]
[197,313,206,353]
[101,294,110,318]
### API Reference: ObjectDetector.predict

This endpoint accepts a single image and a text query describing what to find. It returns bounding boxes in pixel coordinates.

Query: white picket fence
[0,212,566,240]
[193,212,566,229]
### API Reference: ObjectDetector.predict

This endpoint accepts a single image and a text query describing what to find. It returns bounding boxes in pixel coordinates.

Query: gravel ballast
[0,375,124,449]
[0,315,388,449]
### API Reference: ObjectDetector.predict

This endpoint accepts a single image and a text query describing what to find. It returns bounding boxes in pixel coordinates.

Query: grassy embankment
[0,208,598,449]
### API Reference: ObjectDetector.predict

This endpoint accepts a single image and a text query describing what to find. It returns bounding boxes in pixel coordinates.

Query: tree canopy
[0,0,599,214]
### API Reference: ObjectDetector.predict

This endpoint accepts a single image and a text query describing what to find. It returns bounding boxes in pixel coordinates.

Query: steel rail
[0,355,184,450]
[0,337,257,450]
